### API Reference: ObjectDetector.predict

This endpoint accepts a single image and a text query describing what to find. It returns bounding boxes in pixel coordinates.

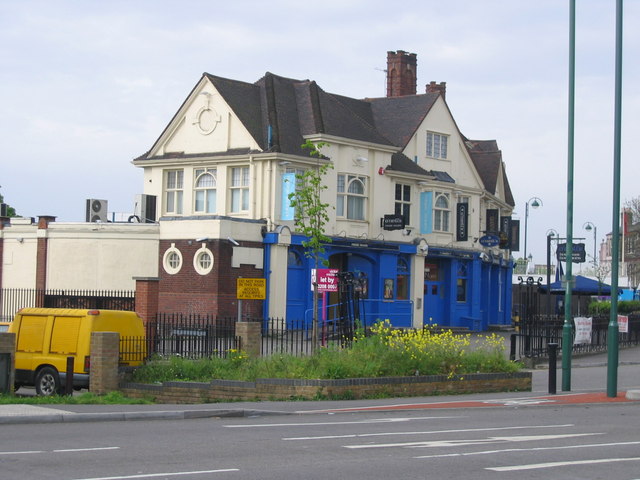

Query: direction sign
[557,243,586,263]
[236,278,266,299]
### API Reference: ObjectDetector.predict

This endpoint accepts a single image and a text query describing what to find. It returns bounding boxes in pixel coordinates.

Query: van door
[15,315,48,371]
[50,316,80,355]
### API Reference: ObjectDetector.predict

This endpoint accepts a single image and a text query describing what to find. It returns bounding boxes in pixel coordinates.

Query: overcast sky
[1,0,638,265]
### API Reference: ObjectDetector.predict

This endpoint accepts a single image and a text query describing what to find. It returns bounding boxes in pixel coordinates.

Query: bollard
[510,334,517,361]
[548,343,558,395]
[65,356,74,396]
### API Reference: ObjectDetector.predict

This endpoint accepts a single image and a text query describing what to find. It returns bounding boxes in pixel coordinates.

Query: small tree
[288,140,333,351]
[0,193,17,217]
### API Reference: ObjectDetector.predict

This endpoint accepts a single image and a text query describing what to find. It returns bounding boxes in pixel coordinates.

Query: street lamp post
[583,221,597,265]
[546,229,559,317]
[524,197,543,261]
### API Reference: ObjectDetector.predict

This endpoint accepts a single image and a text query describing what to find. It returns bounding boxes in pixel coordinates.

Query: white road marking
[487,457,640,472]
[0,450,43,456]
[414,440,640,458]
[0,446,120,456]
[54,447,121,453]
[345,433,600,449]
[296,395,555,413]
[72,469,239,480]
[284,423,574,441]
[225,416,458,428]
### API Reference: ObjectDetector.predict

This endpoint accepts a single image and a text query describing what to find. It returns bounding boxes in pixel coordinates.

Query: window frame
[394,183,411,226]
[164,170,184,215]
[337,173,368,221]
[193,245,214,275]
[162,244,183,275]
[433,191,450,232]
[230,166,250,213]
[426,131,449,160]
[194,168,217,214]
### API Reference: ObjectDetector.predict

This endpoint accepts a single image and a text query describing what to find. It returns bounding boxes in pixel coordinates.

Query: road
[2,403,639,480]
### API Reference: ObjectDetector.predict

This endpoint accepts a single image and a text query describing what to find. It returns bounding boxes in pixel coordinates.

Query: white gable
[149,77,261,157]
[403,97,484,191]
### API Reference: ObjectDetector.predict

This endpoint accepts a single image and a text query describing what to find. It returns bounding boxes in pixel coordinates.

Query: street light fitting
[524,196,543,260]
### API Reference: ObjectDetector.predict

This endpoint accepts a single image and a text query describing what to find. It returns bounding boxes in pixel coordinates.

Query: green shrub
[132,322,521,384]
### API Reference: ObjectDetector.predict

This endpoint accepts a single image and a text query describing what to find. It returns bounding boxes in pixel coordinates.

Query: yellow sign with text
[237,278,266,300]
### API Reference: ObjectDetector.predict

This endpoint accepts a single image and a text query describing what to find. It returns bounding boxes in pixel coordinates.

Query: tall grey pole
[607,0,623,398]
[562,0,576,391]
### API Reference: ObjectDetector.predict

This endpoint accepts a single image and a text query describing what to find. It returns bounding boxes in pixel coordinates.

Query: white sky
[1,0,638,264]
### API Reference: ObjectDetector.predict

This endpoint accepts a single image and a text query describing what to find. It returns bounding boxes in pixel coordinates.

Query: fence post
[236,320,261,357]
[548,343,558,394]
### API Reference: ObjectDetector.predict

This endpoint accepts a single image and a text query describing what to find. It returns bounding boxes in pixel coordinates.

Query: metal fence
[0,288,135,322]
[515,314,640,360]
[144,313,239,359]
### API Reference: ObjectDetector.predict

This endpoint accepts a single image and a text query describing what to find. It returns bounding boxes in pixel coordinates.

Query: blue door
[286,248,307,327]
[424,260,446,326]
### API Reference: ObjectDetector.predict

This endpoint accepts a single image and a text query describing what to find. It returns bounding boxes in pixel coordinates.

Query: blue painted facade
[264,233,513,331]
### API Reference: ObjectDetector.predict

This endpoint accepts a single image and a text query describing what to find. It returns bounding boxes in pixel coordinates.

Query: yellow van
[9,308,146,395]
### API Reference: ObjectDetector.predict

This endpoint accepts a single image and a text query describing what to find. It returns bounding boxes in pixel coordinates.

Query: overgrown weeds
[132,321,521,384]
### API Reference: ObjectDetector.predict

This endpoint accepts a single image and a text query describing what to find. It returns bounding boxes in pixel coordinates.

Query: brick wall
[156,239,264,317]
[120,372,532,403]
[90,332,120,395]
[0,333,16,394]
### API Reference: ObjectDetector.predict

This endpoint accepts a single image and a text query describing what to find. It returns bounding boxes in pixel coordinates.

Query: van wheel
[35,367,61,396]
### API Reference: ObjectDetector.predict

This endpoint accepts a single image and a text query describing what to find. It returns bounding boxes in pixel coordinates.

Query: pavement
[2,343,640,425]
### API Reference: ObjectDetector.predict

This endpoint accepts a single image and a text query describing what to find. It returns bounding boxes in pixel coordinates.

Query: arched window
[396,257,410,300]
[434,192,450,232]
[194,168,217,213]
[337,174,367,220]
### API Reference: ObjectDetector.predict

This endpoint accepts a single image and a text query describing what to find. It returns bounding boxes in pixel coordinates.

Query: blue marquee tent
[538,275,613,296]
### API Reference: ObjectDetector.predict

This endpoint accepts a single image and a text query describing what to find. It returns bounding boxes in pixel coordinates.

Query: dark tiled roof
[386,152,455,183]
[465,139,515,207]
[136,72,509,203]
[366,94,440,147]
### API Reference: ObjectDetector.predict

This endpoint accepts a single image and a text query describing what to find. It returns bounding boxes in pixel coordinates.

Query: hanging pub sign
[456,203,468,241]
[510,219,520,251]
[500,215,512,249]
[486,209,499,234]
[479,234,500,247]
[380,214,405,231]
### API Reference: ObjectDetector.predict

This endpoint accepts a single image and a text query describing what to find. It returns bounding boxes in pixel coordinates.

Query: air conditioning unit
[134,194,157,223]
[86,199,108,222]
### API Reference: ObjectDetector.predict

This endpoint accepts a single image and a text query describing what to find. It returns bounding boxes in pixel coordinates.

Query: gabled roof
[366,93,440,147]
[135,72,512,200]
[465,139,515,207]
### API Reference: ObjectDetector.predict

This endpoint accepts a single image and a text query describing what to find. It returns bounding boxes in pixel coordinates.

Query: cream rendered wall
[1,222,38,288]
[159,83,260,156]
[45,223,159,290]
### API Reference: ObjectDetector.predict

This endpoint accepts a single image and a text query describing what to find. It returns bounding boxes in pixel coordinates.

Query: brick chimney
[386,50,417,97]
[426,81,446,100]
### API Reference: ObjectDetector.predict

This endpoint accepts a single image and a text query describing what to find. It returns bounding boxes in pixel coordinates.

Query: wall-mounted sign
[479,234,500,247]
[237,278,266,299]
[380,214,405,231]
[456,203,468,241]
